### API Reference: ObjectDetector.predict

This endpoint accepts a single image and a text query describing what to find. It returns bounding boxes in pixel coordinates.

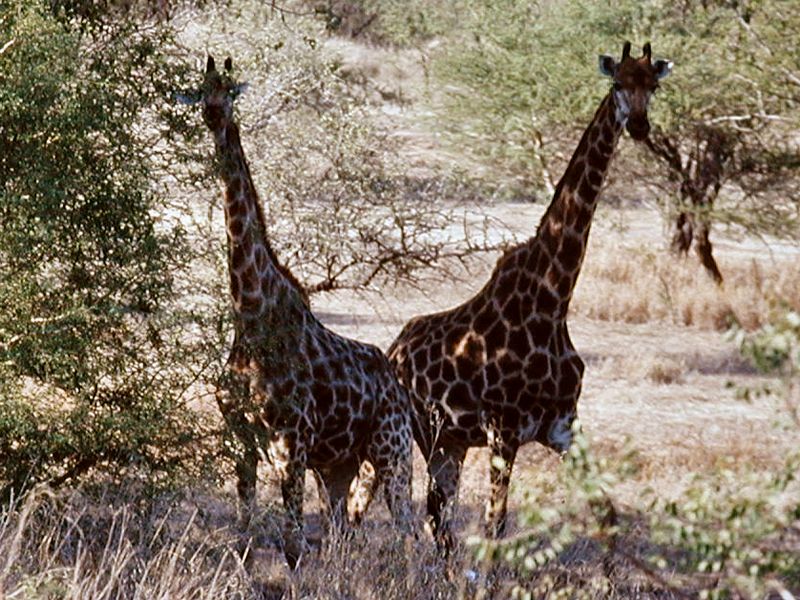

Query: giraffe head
[533,406,578,455]
[201,56,248,132]
[599,41,672,141]
[176,55,248,133]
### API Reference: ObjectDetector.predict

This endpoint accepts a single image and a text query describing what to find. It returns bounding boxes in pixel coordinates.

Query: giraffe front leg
[235,443,259,523]
[485,435,518,539]
[280,464,307,569]
[315,459,359,534]
[215,372,261,527]
[427,444,467,554]
[269,434,308,569]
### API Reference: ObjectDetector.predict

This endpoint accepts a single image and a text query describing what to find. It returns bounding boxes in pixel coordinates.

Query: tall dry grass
[0,484,701,600]
[0,485,465,599]
[0,486,255,599]
[573,239,800,331]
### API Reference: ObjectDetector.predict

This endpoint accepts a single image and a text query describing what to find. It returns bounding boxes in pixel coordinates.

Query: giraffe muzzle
[545,411,576,454]
[626,116,650,141]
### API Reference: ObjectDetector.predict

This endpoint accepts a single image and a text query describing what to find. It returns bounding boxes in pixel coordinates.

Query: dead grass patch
[573,241,800,331]
[0,484,468,600]
[592,355,688,385]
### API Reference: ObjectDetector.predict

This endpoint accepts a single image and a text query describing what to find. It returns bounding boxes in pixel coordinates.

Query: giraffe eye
[613,81,622,91]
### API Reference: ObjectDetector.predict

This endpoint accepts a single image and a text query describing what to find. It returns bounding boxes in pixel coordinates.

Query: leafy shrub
[0,0,220,501]
[471,427,799,599]
[734,309,800,426]
[471,309,800,598]
[180,2,501,294]
[430,0,800,280]
[0,0,501,502]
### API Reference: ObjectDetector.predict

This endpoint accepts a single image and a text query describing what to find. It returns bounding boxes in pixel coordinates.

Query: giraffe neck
[212,121,307,327]
[522,92,623,321]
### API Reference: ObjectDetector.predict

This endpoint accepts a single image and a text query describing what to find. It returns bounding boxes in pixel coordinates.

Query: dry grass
[0,485,469,599]
[0,484,709,600]
[573,234,800,331]
[590,354,688,385]
[0,486,256,599]
[1,207,782,597]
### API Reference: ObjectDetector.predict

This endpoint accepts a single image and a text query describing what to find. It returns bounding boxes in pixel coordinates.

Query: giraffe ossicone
[388,41,672,551]
[191,54,415,568]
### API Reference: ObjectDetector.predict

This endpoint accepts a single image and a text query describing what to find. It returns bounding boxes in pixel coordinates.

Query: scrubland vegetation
[1,0,798,597]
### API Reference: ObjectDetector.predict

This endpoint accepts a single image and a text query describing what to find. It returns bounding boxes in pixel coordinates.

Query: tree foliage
[469,308,800,598]
[0,0,219,501]
[470,427,800,598]
[184,2,500,295]
[0,0,500,501]
[432,0,800,281]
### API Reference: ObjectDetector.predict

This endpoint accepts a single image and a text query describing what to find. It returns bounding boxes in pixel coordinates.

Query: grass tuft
[574,240,800,331]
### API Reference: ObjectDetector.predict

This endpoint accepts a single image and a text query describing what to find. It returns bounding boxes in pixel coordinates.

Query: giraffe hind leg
[377,437,414,535]
[347,459,379,527]
[351,403,415,534]
[427,443,466,554]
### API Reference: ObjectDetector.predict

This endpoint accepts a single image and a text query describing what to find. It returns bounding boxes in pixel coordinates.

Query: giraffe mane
[248,177,311,307]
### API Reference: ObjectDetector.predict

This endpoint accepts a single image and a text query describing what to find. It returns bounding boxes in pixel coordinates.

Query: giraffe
[387,42,672,550]
[187,56,414,567]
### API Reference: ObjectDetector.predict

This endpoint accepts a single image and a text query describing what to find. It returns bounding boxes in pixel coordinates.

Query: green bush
[471,309,800,598]
[0,0,220,501]
[470,429,799,598]
[0,0,500,501]
[431,0,800,279]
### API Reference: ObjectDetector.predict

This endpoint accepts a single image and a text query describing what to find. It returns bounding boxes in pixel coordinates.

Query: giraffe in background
[388,42,672,550]
[187,55,414,567]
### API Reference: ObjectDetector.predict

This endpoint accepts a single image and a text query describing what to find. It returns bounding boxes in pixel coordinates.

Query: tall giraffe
[190,56,414,567]
[388,42,672,549]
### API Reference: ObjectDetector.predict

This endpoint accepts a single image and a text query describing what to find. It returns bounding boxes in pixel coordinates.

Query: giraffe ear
[653,59,673,80]
[598,55,616,77]
[173,89,202,105]
[231,82,249,99]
